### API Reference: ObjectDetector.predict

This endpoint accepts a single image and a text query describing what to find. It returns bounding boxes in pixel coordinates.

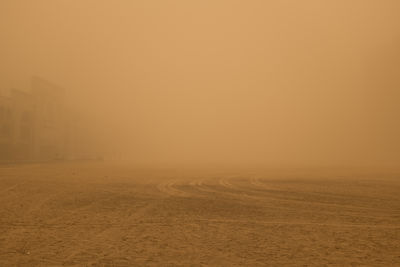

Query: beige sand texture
[0,162,399,266]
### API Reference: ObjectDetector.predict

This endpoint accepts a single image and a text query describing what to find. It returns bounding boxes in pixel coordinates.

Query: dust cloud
[1,0,399,167]
[1,2,400,266]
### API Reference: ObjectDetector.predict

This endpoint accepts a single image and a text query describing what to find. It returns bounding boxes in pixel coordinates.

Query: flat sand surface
[0,162,399,266]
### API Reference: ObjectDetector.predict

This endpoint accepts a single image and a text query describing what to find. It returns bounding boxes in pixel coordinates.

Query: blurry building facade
[0,77,91,161]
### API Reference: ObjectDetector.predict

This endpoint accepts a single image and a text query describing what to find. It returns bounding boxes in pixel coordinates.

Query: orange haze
[1,0,399,167]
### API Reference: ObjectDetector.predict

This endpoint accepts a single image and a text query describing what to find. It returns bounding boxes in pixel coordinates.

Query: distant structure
[0,77,93,162]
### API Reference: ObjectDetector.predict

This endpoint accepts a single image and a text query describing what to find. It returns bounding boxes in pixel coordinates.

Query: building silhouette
[0,77,90,161]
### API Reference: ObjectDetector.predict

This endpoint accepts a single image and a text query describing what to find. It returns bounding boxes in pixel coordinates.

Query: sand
[0,162,399,266]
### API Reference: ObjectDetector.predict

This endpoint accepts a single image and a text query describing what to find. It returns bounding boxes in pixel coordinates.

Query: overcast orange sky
[1,1,399,166]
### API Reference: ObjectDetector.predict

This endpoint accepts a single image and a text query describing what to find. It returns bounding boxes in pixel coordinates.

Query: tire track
[218,176,236,189]
[156,176,391,213]
[196,218,400,229]
[238,177,394,212]
[157,179,191,197]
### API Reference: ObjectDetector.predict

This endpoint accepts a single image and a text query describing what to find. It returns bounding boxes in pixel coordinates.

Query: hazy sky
[1,1,399,166]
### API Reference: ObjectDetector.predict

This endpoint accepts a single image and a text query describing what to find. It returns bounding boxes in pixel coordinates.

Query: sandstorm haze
[1,0,399,166]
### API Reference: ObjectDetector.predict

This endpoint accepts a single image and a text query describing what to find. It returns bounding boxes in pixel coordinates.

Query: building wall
[9,89,35,160]
[0,95,14,160]
[31,77,67,160]
[0,77,83,162]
